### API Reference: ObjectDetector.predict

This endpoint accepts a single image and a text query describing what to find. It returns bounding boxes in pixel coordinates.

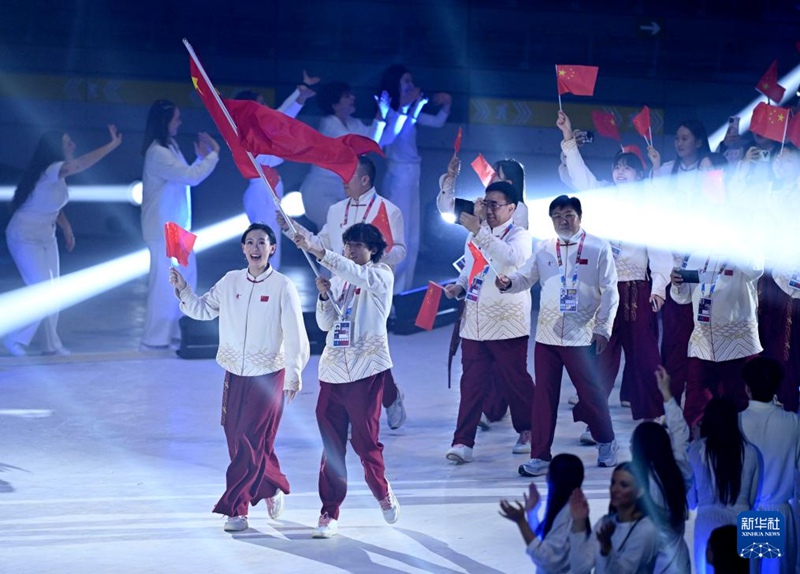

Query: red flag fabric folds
[556,65,599,96]
[467,242,489,285]
[370,202,395,252]
[189,58,259,179]
[226,99,383,182]
[591,111,620,141]
[454,127,463,154]
[632,106,652,140]
[414,281,444,331]
[164,222,197,267]
[756,60,786,103]
[470,153,496,188]
[750,102,790,142]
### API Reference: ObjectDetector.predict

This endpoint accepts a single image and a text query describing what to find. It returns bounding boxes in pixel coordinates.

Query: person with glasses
[442,181,534,464]
[497,195,619,476]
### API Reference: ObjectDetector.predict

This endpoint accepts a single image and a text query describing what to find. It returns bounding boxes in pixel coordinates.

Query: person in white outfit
[236,76,317,272]
[378,64,451,292]
[169,223,309,532]
[139,99,219,350]
[568,462,660,574]
[499,453,585,574]
[739,357,800,574]
[299,80,389,229]
[4,126,122,356]
[688,397,760,574]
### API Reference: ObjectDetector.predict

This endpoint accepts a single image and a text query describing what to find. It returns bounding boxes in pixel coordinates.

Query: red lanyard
[342,193,377,227]
[555,231,586,289]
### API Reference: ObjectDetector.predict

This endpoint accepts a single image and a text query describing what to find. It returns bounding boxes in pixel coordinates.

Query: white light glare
[280,191,306,217]
[440,211,457,224]
[0,183,143,205]
[0,213,251,337]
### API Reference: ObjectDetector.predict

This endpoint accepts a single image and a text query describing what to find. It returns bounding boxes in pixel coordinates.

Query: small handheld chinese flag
[453,127,463,154]
[632,106,652,143]
[755,60,786,103]
[591,111,620,141]
[414,281,444,331]
[471,153,496,187]
[164,222,197,267]
[370,201,395,252]
[750,102,790,142]
[555,65,599,96]
[467,242,489,284]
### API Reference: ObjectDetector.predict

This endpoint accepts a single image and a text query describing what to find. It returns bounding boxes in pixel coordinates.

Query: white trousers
[5,215,63,352]
[142,239,197,347]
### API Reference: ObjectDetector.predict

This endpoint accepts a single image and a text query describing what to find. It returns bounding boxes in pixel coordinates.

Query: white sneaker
[579,426,597,446]
[519,458,550,477]
[312,513,338,538]
[568,395,579,406]
[42,347,71,356]
[445,444,473,464]
[378,484,400,524]
[223,515,249,531]
[267,490,284,519]
[3,339,26,357]
[598,439,619,468]
[512,430,531,454]
[385,389,407,430]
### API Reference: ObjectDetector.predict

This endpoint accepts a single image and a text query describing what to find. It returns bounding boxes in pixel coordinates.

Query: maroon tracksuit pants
[317,371,390,520]
[452,337,534,448]
[758,274,800,412]
[532,343,615,461]
[213,370,289,517]
[683,357,753,429]
[661,290,694,403]
[598,280,664,420]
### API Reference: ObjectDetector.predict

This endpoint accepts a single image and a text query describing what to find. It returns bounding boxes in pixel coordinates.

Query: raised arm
[59,125,122,179]
[148,137,219,186]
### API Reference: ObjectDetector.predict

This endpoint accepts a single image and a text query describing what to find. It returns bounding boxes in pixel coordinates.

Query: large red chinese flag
[556,65,599,96]
[467,242,489,284]
[787,113,800,148]
[164,222,197,267]
[471,153,496,187]
[591,111,620,141]
[755,60,786,103]
[189,58,258,179]
[414,281,444,331]
[632,106,652,140]
[750,102,790,142]
[226,99,383,182]
[370,201,395,252]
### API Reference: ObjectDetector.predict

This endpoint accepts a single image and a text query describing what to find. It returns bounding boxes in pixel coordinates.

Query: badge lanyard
[699,257,727,300]
[336,282,358,320]
[555,231,587,289]
[342,193,377,227]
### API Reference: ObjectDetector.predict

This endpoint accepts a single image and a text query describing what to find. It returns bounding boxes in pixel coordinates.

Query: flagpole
[555,65,562,111]
[781,110,790,153]
[184,39,343,314]
[648,126,653,148]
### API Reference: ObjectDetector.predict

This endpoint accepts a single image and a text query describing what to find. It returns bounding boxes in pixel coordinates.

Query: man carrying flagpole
[278,155,409,430]
[443,181,534,464]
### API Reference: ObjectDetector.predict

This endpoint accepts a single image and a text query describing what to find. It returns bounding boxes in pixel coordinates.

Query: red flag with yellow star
[632,106,652,140]
[591,111,620,141]
[787,113,800,148]
[750,102,790,142]
[556,65,598,96]
[164,222,197,267]
[755,60,786,103]
[370,201,395,252]
[470,153,496,188]
[189,57,259,179]
[467,242,489,285]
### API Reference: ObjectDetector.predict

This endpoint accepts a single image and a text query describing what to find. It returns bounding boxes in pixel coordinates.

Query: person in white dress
[140,99,219,350]
[4,126,122,356]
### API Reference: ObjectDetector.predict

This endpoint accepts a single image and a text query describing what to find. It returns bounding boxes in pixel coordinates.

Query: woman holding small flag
[140,99,219,351]
[169,222,309,532]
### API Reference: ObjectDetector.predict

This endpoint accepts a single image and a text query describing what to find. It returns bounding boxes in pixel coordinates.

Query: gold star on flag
[778,113,785,121]
[192,76,202,94]
[558,69,566,76]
